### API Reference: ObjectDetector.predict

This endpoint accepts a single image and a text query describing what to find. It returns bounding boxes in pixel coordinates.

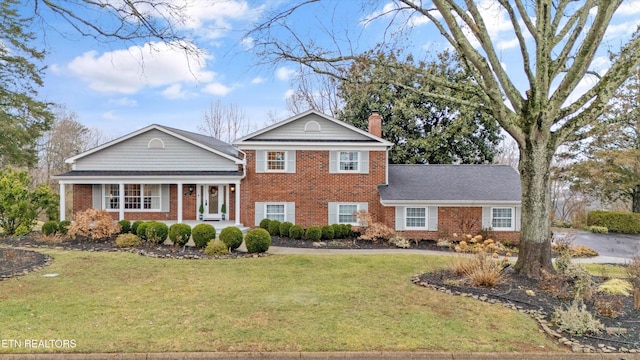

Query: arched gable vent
[148,138,165,149]
[304,120,321,132]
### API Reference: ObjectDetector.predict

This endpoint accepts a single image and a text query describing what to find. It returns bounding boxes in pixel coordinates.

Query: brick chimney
[368,111,382,138]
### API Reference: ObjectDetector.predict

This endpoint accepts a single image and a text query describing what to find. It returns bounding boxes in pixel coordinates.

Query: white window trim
[337,151,359,173]
[405,207,428,230]
[264,202,287,222]
[491,207,515,231]
[265,151,287,173]
[103,184,162,212]
[337,203,361,225]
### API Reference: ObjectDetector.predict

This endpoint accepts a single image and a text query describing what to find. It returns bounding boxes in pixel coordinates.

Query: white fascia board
[55,174,245,185]
[380,200,521,207]
[237,142,390,151]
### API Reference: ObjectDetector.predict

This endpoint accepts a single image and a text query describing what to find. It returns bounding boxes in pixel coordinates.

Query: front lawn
[0,251,558,353]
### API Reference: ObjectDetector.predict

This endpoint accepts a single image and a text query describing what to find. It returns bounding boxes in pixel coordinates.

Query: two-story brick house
[55,110,521,241]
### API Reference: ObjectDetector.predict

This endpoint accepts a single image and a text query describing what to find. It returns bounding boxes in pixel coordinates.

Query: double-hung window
[265,204,286,222]
[405,207,427,229]
[338,204,359,224]
[266,151,286,171]
[492,207,514,230]
[339,151,359,172]
[104,184,120,210]
[106,184,160,211]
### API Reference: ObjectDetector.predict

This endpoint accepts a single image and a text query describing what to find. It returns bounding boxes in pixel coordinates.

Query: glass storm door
[205,185,225,219]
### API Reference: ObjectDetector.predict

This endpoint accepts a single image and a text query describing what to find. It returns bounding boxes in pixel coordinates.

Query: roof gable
[380,165,521,203]
[234,110,392,146]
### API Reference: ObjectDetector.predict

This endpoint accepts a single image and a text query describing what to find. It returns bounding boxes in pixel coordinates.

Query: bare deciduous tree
[251,0,640,278]
[198,100,252,143]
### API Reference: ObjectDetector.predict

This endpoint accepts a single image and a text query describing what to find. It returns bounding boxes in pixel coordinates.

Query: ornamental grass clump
[449,252,507,288]
[115,233,141,248]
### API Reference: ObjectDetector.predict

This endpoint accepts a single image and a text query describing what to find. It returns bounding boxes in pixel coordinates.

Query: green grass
[584,263,629,278]
[0,251,558,353]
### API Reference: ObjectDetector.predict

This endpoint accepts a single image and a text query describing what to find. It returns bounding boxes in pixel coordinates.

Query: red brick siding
[73,184,93,214]
[241,150,387,228]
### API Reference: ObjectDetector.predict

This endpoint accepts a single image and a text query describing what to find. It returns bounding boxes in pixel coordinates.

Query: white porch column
[234,181,241,225]
[59,183,66,221]
[177,182,183,223]
[118,183,125,221]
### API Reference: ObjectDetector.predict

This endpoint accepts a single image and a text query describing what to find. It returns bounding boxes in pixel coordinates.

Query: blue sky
[26,0,640,140]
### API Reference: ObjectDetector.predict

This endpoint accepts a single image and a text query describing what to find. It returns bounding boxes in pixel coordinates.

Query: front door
[205,185,224,220]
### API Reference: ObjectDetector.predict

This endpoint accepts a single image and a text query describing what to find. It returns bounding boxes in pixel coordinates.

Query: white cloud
[283,89,295,100]
[240,37,255,50]
[162,84,189,99]
[276,67,296,81]
[251,77,265,84]
[109,97,138,107]
[203,82,232,96]
[101,111,122,122]
[66,41,214,94]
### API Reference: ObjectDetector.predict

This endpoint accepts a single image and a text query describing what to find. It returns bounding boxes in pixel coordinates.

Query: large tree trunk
[632,185,640,213]
[514,139,555,279]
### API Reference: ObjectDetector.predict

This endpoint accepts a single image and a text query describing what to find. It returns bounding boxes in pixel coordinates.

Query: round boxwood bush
[279,221,293,238]
[267,219,281,236]
[305,226,322,241]
[245,228,271,253]
[58,220,71,235]
[341,224,352,238]
[131,220,144,235]
[321,225,335,240]
[192,223,216,248]
[118,219,131,234]
[219,226,243,250]
[42,221,59,236]
[204,239,229,256]
[137,222,151,240]
[115,233,141,247]
[169,223,192,247]
[259,218,271,230]
[146,221,169,244]
[289,225,304,239]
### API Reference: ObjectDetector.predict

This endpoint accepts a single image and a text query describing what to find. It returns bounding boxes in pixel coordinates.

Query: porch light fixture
[230,185,236,192]
[184,185,194,196]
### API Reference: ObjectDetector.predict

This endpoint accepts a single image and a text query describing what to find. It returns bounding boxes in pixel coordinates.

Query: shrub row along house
[54,110,521,241]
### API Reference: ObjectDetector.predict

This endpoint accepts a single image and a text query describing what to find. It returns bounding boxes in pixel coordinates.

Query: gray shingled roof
[379,164,521,202]
[158,125,240,158]
[56,170,243,177]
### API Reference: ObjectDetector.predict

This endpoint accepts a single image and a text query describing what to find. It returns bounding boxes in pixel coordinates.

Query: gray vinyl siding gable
[74,129,238,171]
[251,114,372,141]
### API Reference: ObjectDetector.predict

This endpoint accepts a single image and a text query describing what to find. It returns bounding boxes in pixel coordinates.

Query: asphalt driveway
[565,231,640,260]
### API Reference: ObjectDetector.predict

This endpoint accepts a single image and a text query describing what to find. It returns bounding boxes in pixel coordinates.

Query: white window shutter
[92,185,102,209]
[359,202,369,212]
[161,185,170,212]
[428,206,438,231]
[514,206,521,231]
[328,202,337,224]
[329,151,338,173]
[395,207,405,230]
[360,151,369,174]
[287,150,296,173]
[255,202,265,226]
[482,207,492,229]
[286,202,295,223]
[256,151,265,173]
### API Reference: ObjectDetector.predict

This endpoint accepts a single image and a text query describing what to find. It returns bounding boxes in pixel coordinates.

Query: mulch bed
[2,234,638,354]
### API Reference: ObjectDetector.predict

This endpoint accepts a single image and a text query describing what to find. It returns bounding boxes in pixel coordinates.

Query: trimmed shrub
[146,221,169,244]
[169,223,192,247]
[321,225,335,240]
[42,221,59,236]
[204,239,229,256]
[136,222,150,241]
[115,233,141,248]
[305,226,322,241]
[259,218,271,230]
[341,224,352,238]
[58,220,71,235]
[331,223,344,238]
[587,210,640,234]
[289,225,304,239]
[219,226,243,250]
[279,221,293,238]
[192,223,216,249]
[118,220,131,234]
[245,228,271,253]
[68,209,120,240]
[267,220,281,236]
[131,220,144,235]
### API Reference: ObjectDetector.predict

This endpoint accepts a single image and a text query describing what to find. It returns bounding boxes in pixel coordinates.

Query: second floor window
[267,151,286,171]
[339,151,359,171]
